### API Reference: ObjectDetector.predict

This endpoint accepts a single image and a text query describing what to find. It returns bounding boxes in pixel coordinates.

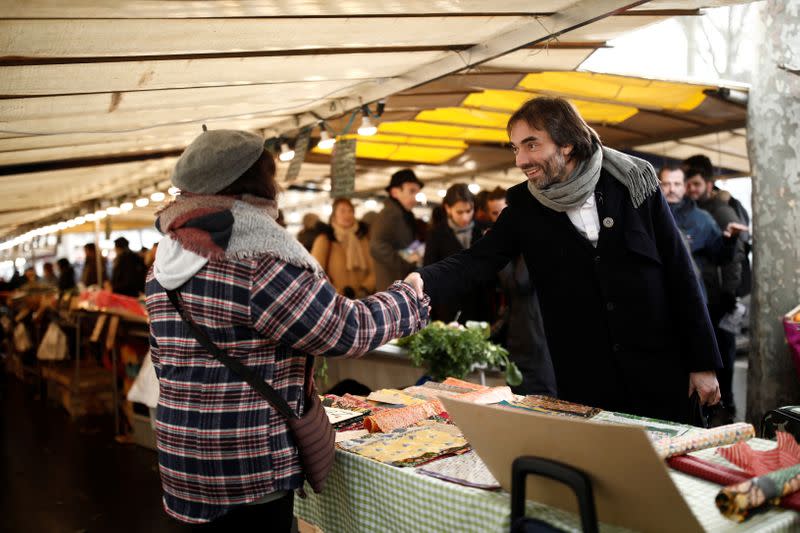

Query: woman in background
[311,198,376,298]
[423,183,488,322]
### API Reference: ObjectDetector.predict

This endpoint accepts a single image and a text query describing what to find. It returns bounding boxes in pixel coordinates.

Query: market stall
[295,380,800,532]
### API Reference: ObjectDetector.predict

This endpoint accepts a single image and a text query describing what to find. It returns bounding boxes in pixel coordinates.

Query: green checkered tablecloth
[294,439,800,533]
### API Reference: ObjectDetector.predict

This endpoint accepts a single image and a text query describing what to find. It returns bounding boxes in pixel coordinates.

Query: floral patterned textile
[417,450,500,489]
[337,426,468,466]
[653,422,755,459]
[716,464,800,522]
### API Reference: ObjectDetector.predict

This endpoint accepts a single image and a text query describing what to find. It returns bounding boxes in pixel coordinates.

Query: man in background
[370,169,424,290]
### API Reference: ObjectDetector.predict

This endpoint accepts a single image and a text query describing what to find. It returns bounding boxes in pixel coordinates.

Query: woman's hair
[442,183,474,207]
[330,197,354,224]
[218,151,278,200]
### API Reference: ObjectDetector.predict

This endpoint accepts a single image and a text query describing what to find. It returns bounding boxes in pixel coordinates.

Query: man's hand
[723,222,749,238]
[404,272,424,299]
[688,371,721,405]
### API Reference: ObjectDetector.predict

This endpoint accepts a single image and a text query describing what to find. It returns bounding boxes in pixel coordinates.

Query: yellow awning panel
[463,89,638,123]
[313,134,465,164]
[415,108,511,129]
[462,90,534,112]
[517,72,711,111]
[378,121,509,143]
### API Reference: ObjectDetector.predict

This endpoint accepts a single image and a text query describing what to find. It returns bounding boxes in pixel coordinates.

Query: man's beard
[522,150,569,189]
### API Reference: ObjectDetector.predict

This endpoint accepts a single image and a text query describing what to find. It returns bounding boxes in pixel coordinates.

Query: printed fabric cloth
[716,464,800,522]
[364,400,445,433]
[367,389,427,406]
[417,450,500,489]
[338,426,469,466]
[506,395,601,418]
[717,431,800,475]
[653,422,755,460]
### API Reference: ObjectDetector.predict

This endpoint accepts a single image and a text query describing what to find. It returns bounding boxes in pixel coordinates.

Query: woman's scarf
[527,144,659,212]
[447,218,475,249]
[155,193,325,277]
[331,221,368,272]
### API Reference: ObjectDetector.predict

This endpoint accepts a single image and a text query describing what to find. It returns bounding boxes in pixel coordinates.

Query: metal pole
[93,217,103,287]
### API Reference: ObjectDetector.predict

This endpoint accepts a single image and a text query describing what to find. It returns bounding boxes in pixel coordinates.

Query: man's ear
[560,144,573,157]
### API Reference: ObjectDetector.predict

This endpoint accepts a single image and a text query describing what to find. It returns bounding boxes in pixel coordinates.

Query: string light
[357,105,377,136]
[279,142,295,162]
[135,197,150,208]
[151,191,166,202]
[317,130,336,150]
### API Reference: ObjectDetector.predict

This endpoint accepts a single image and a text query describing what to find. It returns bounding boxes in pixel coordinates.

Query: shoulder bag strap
[165,289,299,420]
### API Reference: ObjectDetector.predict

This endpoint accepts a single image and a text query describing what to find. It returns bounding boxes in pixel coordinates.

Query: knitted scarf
[155,193,325,277]
[447,219,475,249]
[331,221,368,272]
[527,144,659,212]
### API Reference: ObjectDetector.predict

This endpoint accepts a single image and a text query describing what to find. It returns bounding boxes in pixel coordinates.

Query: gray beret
[171,129,265,194]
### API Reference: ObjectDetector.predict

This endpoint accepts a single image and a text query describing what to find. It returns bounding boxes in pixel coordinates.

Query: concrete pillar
[746,0,800,425]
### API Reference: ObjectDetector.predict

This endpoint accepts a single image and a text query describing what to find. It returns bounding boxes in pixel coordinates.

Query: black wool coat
[423,221,490,323]
[420,169,722,422]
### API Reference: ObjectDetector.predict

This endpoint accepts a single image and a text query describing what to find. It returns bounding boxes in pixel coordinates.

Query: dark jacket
[496,257,557,396]
[57,266,77,293]
[423,221,488,323]
[81,256,107,287]
[669,198,737,301]
[697,194,745,310]
[370,198,418,290]
[420,170,722,422]
[111,249,147,297]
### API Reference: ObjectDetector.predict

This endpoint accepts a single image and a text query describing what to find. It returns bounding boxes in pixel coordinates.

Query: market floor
[1,373,185,533]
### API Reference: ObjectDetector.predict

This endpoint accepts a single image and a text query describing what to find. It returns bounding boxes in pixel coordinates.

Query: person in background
[359,210,379,231]
[41,262,58,287]
[683,156,747,422]
[659,165,746,301]
[311,198,376,298]
[55,258,76,294]
[146,128,428,529]
[683,154,752,299]
[296,213,326,251]
[370,169,424,290]
[475,186,508,226]
[408,97,723,423]
[423,183,488,323]
[144,242,159,270]
[110,237,147,297]
[20,267,39,289]
[81,243,107,288]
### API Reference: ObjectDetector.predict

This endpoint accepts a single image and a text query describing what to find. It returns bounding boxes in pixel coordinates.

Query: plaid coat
[145,255,427,523]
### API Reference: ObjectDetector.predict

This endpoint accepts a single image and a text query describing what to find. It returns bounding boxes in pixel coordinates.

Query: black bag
[761,406,800,441]
[688,391,709,429]
[166,290,335,493]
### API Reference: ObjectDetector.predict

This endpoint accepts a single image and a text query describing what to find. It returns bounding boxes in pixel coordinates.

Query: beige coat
[311,228,376,297]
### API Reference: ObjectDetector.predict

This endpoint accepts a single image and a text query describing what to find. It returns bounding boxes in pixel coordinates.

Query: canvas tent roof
[0,0,749,240]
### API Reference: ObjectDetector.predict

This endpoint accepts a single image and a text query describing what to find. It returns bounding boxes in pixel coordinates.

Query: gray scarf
[527,145,659,212]
[448,219,474,249]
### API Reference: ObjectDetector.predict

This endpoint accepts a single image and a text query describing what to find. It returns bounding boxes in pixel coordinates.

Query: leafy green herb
[397,321,522,386]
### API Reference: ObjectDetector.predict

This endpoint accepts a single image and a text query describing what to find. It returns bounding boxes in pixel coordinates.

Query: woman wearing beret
[145,129,429,529]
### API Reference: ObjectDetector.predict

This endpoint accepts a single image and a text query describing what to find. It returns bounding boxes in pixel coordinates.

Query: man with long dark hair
[406,97,723,423]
